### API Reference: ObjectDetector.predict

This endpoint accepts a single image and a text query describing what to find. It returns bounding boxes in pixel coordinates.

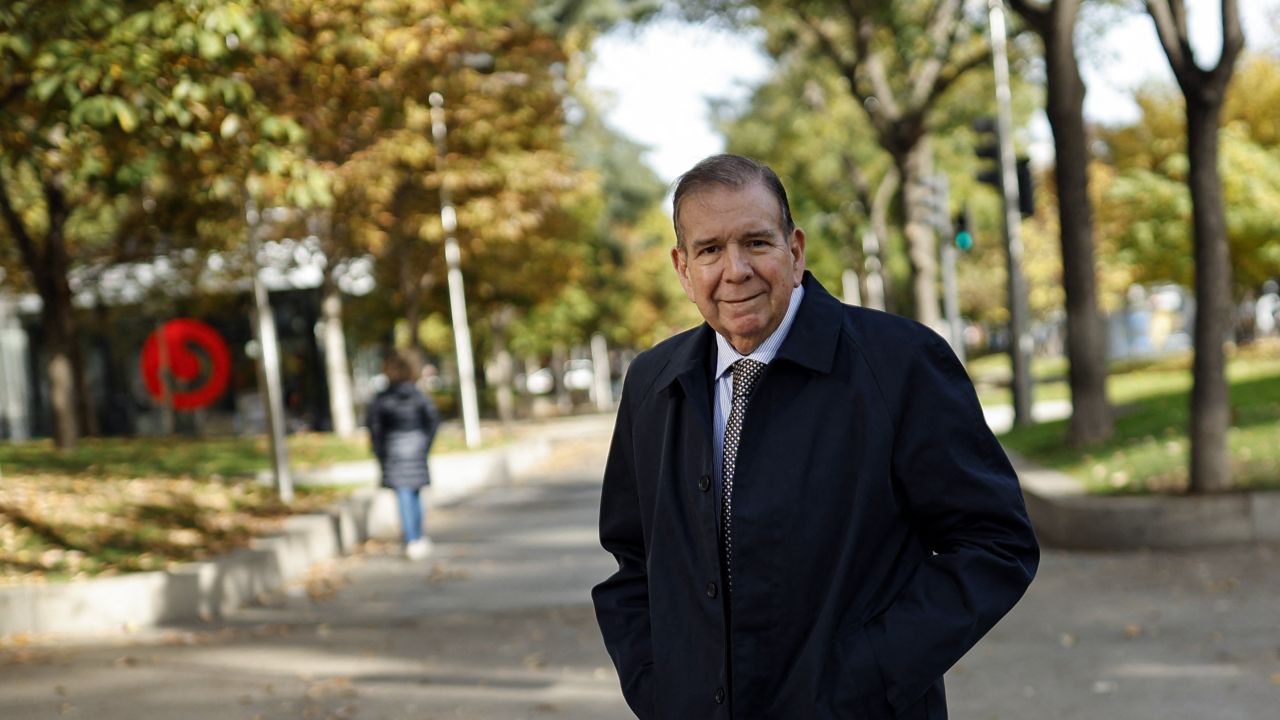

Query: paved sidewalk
[1,411,1277,719]
[0,412,627,720]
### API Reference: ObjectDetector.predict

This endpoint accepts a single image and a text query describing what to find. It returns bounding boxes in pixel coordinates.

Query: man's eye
[698,246,719,255]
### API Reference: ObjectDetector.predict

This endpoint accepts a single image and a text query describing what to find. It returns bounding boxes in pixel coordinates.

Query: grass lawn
[0,422,500,585]
[993,343,1280,495]
[968,353,1071,406]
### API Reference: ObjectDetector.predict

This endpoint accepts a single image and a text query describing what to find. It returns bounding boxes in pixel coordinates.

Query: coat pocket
[822,623,892,717]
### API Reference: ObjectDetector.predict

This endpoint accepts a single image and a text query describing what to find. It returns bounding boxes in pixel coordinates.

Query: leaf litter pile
[0,441,352,585]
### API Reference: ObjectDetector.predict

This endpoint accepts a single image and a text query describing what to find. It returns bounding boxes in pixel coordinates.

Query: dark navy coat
[592,274,1038,719]
[367,381,440,490]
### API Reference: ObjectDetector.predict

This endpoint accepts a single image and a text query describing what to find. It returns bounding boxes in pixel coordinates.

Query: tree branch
[1211,0,1244,89]
[1145,0,1194,86]
[795,10,861,100]
[0,162,42,275]
[924,46,992,109]
[1006,0,1051,36]
[845,0,902,121]
[910,0,966,108]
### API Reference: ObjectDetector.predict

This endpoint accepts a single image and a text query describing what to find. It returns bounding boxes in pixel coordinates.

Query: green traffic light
[955,230,973,251]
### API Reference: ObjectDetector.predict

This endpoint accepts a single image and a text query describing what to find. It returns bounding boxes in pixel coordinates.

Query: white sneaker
[405,537,433,560]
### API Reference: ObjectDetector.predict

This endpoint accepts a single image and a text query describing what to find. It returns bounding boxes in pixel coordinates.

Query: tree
[0,0,291,447]
[556,96,688,349]
[1005,0,1113,446]
[251,0,594,424]
[1092,64,1280,302]
[689,0,995,327]
[1144,0,1243,492]
[718,65,897,307]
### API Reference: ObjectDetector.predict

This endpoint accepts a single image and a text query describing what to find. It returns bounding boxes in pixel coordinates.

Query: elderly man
[592,154,1038,719]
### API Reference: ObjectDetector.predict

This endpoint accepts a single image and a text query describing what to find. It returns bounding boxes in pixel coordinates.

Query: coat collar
[653,271,840,395]
[775,271,841,375]
[654,323,715,399]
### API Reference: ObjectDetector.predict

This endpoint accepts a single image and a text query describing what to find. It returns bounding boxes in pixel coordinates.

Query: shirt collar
[714,284,805,381]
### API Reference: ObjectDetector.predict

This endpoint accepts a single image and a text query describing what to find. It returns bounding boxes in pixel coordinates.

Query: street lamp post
[429,91,482,450]
[246,196,294,502]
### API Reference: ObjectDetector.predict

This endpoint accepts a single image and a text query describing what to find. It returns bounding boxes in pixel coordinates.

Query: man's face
[671,181,806,354]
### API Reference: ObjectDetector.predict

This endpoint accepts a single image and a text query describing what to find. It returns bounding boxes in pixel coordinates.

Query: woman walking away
[368,350,441,560]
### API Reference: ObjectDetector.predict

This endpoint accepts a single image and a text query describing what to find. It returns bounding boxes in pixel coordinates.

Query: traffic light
[953,210,973,251]
[1015,158,1035,218]
[973,116,1001,189]
[973,116,1036,217]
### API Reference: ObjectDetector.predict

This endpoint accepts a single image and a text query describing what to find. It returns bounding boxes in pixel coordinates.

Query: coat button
[705,581,718,598]
[714,687,726,704]
[698,474,711,492]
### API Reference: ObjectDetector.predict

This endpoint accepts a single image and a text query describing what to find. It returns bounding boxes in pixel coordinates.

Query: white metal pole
[591,332,613,412]
[988,0,1034,425]
[430,91,482,449]
[247,197,293,502]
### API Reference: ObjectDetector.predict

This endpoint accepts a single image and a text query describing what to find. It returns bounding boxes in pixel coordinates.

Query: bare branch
[1171,0,1190,39]
[1146,0,1193,84]
[1211,0,1244,89]
[910,0,965,108]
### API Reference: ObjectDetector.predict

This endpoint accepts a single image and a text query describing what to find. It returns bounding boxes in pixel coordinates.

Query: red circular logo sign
[140,319,232,410]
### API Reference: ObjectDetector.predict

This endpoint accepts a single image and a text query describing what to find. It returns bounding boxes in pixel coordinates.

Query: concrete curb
[1011,452,1280,550]
[0,437,551,639]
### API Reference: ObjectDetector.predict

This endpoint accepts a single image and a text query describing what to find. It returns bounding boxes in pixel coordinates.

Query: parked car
[563,359,594,391]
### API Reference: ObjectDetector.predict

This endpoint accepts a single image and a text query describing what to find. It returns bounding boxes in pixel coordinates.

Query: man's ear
[790,227,807,286]
[671,246,696,302]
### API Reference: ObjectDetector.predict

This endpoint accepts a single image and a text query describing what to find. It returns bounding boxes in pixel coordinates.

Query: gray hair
[671,154,796,249]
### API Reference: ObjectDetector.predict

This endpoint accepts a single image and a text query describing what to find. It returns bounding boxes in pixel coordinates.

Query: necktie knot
[731,359,765,400]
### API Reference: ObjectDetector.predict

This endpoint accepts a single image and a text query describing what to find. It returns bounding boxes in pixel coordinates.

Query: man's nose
[723,243,753,280]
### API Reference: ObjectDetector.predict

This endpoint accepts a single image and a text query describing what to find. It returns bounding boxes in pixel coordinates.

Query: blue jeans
[394,487,424,543]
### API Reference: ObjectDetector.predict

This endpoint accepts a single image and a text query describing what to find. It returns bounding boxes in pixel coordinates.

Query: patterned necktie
[721,358,765,593]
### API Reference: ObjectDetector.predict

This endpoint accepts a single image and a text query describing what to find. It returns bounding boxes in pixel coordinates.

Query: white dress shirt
[712,284,805,495]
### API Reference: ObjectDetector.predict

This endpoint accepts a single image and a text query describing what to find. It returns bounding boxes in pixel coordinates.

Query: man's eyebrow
[690,237,721,250]
[741,229,775,240]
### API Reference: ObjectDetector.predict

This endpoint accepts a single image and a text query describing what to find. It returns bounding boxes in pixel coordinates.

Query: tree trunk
[36,184,80,449]
[1142,0,1241,491]
[489,307,516,426]
[400,238,423,353]
[42,304,79,449]
[1041,1,1114,447]
[492,339,516,427]
[899,142,940,328]
[551,345,571,414]
[1186,96,1233,493]
[321,274,357,438]
[0,172,82,448]
[71,324,96,437]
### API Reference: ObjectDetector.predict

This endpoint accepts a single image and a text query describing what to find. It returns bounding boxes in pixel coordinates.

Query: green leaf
[33,74,62,102]
[69,95,115,128]
[112,97,138,133]
[220,113,241,139]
